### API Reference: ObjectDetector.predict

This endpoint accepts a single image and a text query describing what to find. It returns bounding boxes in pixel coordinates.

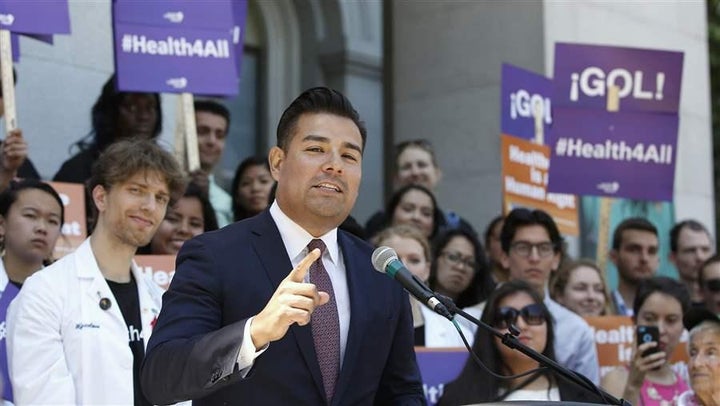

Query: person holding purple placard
[53,75,163,185]
[0,68,42,193]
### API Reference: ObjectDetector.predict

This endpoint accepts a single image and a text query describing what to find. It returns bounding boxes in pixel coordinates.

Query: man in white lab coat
[5,139,185,405]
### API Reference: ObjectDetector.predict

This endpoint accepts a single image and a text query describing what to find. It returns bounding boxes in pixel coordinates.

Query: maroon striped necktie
[308,239,340,403]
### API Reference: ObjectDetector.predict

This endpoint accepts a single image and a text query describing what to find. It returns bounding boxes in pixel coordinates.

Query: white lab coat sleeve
[7,273,75,404]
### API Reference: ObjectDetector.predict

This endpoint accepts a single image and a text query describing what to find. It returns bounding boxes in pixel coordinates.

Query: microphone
[371,246,453,320]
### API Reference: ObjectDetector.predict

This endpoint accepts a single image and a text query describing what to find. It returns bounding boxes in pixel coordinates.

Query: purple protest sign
[415,348,468,406]
[501,63,552,142]
[546,108,678,201]
[0,0,70,35]
[553,43,683,113]
[114,0,234,31]
[113,22,238,95]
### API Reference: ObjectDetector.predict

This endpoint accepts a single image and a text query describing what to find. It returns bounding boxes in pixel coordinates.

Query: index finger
[287,248,321,283]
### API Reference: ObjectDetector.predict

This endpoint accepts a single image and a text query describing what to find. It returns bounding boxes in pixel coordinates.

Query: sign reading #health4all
[549,108,678,201]
[0,0,70,35]
[547,43,683,201]
[113,0,239,95]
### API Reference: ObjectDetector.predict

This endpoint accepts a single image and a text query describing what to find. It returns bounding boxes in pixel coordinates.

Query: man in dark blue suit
[141,87,425,405]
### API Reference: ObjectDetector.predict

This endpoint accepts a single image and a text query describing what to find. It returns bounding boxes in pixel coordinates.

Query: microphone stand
[436,295,631,406]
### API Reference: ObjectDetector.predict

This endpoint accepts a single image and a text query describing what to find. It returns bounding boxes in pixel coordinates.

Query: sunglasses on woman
[493,303,546,329]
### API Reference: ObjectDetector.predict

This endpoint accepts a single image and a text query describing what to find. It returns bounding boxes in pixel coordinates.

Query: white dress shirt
[236,201,351,370]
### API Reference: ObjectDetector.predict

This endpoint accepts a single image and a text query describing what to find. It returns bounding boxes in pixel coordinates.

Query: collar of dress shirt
[269,200,340,266]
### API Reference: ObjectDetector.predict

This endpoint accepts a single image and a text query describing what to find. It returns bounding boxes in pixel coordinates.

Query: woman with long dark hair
[54,75,163,184]
[440,280,602,404]
[428,228,493,309]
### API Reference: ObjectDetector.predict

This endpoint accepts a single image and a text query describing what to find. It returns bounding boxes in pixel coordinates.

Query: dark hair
[394,139,438,168]
[88,139,186,210]
[632,276,691,319]
[429,228,494,307]
[0,179,64,226]
[612,217,658,250]
[500,208,563,254]
[440,280,555,405]
[185,182,218,233]
[670,219,711,253]
[484,214,505,250]
[194,99,231,128]
[385,184,442,239]
[699,254,720,288]
[276,87,366,152]
[72,75,162,155]
[231,155,272,222]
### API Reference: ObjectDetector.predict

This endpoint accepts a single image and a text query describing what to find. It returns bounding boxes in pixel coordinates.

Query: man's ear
[92,185,108,214]
[609,249,619,266]
[500,251,510,270]
[268,147,285,182]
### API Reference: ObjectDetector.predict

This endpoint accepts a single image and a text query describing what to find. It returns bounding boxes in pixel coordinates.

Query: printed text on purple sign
[570,68,665,102]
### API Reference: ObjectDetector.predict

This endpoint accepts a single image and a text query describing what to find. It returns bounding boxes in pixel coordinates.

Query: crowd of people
[0,77,716,405]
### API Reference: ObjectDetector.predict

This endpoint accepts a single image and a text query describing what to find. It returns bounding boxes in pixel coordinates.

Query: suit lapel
[250,211,326,400]
[332,233,371,405]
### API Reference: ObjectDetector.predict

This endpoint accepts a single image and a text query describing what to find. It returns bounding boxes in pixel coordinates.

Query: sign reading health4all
[547,108,678,201]
[501,64,552,141]
[113,0,239,95]
[553,43,683,113]
[0,0,70,35]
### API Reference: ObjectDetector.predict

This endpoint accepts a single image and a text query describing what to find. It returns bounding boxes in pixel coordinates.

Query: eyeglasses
[705,278,720,292]
[440,251,476,269]
[494,303,546,329]
[510,241,556,258]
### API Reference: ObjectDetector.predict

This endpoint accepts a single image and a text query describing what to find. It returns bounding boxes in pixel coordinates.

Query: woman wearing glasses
[439,280,602,404]
[601,277,690,406]
[429,228,494,310]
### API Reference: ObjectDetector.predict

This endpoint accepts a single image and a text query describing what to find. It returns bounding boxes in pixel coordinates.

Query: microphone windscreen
[371,246,397,273]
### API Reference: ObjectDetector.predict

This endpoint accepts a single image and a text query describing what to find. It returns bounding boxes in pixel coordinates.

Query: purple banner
[415,349,468,406]
[0,0,70,35]
[501,63,552,142]
[546,108,678,201]
[553,43,683,113]
[113,22,238,95]
[113,0,234,31]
